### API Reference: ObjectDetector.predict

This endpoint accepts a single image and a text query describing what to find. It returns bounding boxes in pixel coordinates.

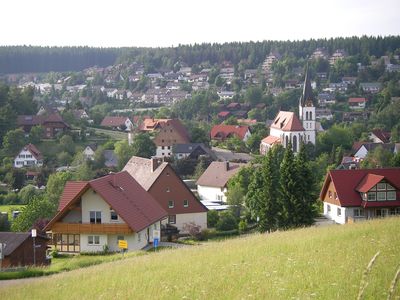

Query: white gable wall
[197,185,227,202]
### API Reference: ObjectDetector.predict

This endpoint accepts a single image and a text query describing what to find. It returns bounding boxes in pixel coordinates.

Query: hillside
[1,218,400,299]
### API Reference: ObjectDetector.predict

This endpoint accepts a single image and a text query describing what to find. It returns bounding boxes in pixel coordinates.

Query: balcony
[51,222,133,234]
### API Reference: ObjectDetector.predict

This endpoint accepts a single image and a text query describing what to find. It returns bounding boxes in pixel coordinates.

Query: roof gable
[196,161,247,188]
[210,125,249,140]
[270,111,304,132]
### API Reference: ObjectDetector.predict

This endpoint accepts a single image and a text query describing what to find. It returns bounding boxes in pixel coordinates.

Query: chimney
[225,161,229,171]
[151,157,160,172]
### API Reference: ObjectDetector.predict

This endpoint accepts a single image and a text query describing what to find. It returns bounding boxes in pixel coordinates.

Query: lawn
[0,205,25,221]
[1,218,400,299]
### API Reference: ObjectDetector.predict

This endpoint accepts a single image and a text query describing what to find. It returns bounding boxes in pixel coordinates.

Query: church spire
[299,64,315,107]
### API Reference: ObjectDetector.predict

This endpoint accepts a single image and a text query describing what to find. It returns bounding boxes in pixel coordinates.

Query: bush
[207,210,219,228]
[216,211,238,231]
[238,219,248,234]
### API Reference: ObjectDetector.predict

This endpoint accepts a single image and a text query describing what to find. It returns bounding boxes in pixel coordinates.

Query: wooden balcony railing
[51,222,133,234]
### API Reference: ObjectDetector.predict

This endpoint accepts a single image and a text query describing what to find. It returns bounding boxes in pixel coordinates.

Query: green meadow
[1,218,399,299]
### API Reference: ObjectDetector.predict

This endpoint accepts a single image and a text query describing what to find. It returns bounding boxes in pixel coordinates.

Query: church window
[309,112,313,120]
[306,111,309,120]
[293,135,298,152]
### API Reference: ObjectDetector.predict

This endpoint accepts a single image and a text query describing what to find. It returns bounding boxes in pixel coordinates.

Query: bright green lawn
[0,205,25,221]
[1,218,400,299]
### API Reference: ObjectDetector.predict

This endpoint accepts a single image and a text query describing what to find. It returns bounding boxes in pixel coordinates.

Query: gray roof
[103,150,118,167]
[0,232,30,256]
[172,143,211,155]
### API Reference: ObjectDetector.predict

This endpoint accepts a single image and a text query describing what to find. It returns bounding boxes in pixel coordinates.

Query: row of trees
[228,144,318,233]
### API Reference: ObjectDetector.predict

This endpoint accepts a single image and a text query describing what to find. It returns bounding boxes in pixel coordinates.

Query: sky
[1,0,399,48]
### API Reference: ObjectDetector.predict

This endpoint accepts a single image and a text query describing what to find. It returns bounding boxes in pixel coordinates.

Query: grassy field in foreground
[1,218,400,299]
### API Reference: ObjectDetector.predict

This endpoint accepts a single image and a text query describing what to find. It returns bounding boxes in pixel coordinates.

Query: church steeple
[299,64,315,107]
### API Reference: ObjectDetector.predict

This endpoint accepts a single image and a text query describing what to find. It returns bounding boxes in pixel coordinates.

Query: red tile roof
[348,97,367,103]
[270,111,304,132]
[261,135,281,145]
[139,118,190,141]
[100,116,129,127]
[210,125,249,141]
[218,111,231,117]
[20,144,43,160]
[320,168,400,207]
[46,171,167,233]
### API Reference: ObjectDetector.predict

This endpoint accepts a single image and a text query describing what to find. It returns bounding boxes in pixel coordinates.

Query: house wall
[197,185,227,202]
[176,212,207,232]
[354,146,369,159]
[323,202,349,224]
[156,145,173,157]
[62,210,81,223]
[14,149,41,168]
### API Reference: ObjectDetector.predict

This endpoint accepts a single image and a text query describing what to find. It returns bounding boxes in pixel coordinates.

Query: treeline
[1,36,399,74]
[0,46,119,74]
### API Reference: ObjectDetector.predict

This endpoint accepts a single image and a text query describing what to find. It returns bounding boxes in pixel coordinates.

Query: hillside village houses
[100,116,133,131]
[14,144,44,168]
[320,168,400,224]
[210,124,251,142]
[260,67,317,154]
[17,113,70,139]
[44,171,167,253]
[123,156,208,232]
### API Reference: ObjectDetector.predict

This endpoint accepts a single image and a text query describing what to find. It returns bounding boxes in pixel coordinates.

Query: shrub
[207,210,219,228]
[216,211,238,231]
[238,219,248,234]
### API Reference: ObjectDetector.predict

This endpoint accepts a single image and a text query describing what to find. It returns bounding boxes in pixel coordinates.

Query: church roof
[270,111,305,132]
[299,65,316,107]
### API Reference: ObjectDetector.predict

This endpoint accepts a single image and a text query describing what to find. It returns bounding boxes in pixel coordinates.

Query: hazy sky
[1,0,399,48]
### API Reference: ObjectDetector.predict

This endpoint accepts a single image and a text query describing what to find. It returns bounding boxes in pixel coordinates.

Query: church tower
[299,65,316,145]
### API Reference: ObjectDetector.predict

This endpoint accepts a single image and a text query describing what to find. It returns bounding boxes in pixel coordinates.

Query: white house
[14,144,43,168]
[196,161,246,203]
[44,171,167,253]
[83,144,97,161]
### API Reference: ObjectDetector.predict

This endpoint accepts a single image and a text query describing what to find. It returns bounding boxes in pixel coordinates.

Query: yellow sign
[118,240,128,249]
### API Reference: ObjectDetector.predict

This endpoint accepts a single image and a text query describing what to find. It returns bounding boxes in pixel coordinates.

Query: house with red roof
[44,171,167,253]
[320,168,400,224]
[348,97,367,110]
[14,144,43,168]
[210,125,251,142]
[123,157,208,232]
[139,118,190,158]
[369,129,391,143]
[100,116,133,131]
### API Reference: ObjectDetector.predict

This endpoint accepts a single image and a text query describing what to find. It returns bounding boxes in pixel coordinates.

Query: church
[260,67,316,155]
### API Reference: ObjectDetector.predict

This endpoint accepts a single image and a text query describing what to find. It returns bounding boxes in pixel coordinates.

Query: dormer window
[110,209,118,221]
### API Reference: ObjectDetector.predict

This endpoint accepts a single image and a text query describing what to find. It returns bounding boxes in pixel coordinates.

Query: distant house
[17,113,70,139]
[348,97,367,110]
[360,82,381,93]
[226,102,241,111]
[342,77,357,85]
[369,129,391,144]
[320,168,400,224]
[83,144,97,161]
[210,125,251,142]
[217,91,235,100]
[123,157,208,232]
[353,142,396,160]
[44,171,167,253]
[172,143,214,160]
[217,111,231,120]
[196,161,246,202]
[72,109,90,120]
[317,93,336,107]
[103,150,118,168]
[100,116,133,131]
[0,232,49,268]
[14,144,43,168]
[139,118,190,158]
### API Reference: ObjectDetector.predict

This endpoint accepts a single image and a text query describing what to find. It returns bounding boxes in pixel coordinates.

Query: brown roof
[100,116,129,127]
[210,125,250,141]
[196,161,247,188]
[17,113,70,128]
[139,118,190,142]
[46,171,167,233]
[123,156,207,214]
[18,144,43,160]
[0,232,30,256]
[371,129,391,143]
[270,111,305,132]
[348,97,367,103]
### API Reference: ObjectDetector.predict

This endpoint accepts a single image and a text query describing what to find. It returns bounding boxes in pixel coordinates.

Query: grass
[1,218,400,299]
[0,251,145,280]
[87,127,127,140]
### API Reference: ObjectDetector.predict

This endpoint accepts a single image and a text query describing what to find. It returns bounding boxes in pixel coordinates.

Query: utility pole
[31,229,37,267]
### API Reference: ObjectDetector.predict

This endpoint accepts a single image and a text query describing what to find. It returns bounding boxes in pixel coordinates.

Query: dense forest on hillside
[1,36,400,74]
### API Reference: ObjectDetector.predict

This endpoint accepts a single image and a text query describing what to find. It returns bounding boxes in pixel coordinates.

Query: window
[387,184,395,190]
[377,183,386,190]
[166,187,170,192]
[377,192,386,201]
[328,191,332,198]
[183,200,189,207]
[88,235,100,245]
[337,208,342,216]
[387,191,396,201]
[162,146,165,150]
[168,200,174,208]
[167,146,171,150]
[354,208,364,217]
[90,211,102,224]
[168,215,176,224]
[334,192,338,200]
[367,192,376,201]
[327,205,331,212]
[370,185,377,191]
[110,209,118,221]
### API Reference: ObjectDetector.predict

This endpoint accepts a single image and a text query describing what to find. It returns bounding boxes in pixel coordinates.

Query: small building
[83,144,97,161]
[103,150,118,168]
[172,143,214,160]
[0,232,49,268]
[100,116,133,131]
[348,97,367,110]
[369,129,391,144]
[14,144,43,168]
[196,161,246,203]
[17,113,70,139]
[320,168,400,224]
[44,171,167,253]
[210,125,251,142]
[353,142,396,160]
[360,82,381,93]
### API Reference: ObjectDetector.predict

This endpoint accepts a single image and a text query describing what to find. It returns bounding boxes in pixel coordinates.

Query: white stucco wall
[354,146,368,159]
[14,149,42,168]
[323,202,349,224]
[197,185,227,202]
[161,212,207,232]
[156,146,172,157]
